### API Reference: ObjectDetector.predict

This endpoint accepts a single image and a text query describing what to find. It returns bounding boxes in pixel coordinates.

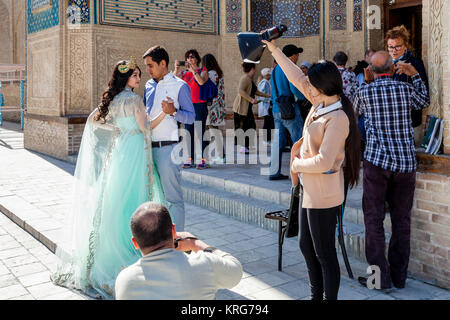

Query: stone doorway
[384,0,423,58]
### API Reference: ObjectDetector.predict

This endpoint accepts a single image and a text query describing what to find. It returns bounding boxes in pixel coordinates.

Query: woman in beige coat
[263,39,361,300]
[233,62,270,153]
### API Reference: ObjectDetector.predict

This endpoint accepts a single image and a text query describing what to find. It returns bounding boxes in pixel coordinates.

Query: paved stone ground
[1,121,449,300]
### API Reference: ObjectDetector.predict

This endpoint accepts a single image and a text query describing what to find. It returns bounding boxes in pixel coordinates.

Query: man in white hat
[257,68,273,145]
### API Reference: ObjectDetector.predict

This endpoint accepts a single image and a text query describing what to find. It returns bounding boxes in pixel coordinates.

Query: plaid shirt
[354,74,429,173]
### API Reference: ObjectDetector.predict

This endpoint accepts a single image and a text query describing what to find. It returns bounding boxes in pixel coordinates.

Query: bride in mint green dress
[51,58,166,299]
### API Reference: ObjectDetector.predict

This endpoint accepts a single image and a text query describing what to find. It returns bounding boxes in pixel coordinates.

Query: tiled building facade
[1,0,449,288]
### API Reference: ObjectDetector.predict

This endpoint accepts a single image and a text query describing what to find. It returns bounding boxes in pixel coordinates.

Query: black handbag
[285,184,301,238]
[272,67,295,120]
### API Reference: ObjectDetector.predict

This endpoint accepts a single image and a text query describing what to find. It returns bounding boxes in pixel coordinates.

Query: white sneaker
[211,156,225,164]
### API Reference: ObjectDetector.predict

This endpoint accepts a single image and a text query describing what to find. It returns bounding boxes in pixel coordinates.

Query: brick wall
[410,172,450,289]
[67,123,84,155]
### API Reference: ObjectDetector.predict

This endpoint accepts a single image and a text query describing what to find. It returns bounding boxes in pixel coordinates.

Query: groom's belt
[152,140,178,148]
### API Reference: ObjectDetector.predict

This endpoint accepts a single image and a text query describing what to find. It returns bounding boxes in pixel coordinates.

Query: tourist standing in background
[233,62,270,154]
[354,51,429,290]
[202,53,226,164]
[385,25,430,146]
[257,67,273,145]
[175,49,210,169]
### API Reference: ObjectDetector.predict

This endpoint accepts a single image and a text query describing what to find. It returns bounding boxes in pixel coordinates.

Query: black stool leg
[278,221,283,271]
[278,221,287,272]
[338,205,353,279]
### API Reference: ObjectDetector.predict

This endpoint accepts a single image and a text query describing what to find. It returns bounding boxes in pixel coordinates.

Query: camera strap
[174,236,199,248]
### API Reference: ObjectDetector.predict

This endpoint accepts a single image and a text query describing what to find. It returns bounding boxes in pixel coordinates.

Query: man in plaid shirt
[354,51,429,290]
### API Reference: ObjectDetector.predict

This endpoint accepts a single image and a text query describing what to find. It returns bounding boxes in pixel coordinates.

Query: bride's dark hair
[94,60,141,122]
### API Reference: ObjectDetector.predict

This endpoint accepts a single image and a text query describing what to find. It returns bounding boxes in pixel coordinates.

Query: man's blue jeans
[152,144,185,231]
[269,105,304,177]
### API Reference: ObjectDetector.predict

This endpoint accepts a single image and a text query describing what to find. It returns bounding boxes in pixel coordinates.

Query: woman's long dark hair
[94,60,141,122]
[201,53,223,78]
[307,61,360,188]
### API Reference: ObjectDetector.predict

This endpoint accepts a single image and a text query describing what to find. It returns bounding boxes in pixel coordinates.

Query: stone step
[342,205,392,234]
[181,169,388,230]
[337,219,391,263]
[181,180,285,232]
[181,169,293,208]
[180,179,392,266]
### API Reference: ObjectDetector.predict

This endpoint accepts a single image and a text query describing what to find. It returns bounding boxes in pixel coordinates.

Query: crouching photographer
[115,201,243,300]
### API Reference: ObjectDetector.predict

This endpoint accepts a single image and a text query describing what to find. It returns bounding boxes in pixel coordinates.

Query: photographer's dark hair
[242,62,256,73]
[95,60,141,122]
[201,53,223,79]
[307,61,360,188]
[143,45,170,66]
[333,51,349,67]
[184,49,201,65]
[130,202,173,250]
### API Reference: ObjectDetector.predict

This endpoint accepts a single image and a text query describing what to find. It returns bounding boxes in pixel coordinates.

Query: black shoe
[269,174,289,180]
[392,281,405,289]
[358,276,393,293]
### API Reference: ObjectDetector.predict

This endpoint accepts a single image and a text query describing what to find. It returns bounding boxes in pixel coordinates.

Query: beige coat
[271,48,349,209]
[115,248,243,300]
[233,74,269,116]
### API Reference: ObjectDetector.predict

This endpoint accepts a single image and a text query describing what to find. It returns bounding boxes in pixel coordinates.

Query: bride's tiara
[118,57,137,74]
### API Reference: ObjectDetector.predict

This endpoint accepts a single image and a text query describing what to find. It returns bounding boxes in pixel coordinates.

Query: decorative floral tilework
[226,0,242,33]
[251,0,272,33]
[330,0,346,31]
[69,0,90,24]
[27,0,60,34]
[353,0,363,31]
[297,0,321,38]
[100,0,217,34]
[271,0,320,38]
[273,0,301,37]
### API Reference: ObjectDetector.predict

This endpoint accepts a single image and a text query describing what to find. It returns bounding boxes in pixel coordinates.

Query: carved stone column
[425,0,449,153]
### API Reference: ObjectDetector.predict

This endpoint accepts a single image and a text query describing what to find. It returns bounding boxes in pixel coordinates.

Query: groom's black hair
[143,45,170,66]
[131,202,173,250]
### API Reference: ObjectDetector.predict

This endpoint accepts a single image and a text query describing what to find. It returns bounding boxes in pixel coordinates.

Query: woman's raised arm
[261,40,313,103]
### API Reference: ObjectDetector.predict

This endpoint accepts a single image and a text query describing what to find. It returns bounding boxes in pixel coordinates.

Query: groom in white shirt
[142,46,195,231]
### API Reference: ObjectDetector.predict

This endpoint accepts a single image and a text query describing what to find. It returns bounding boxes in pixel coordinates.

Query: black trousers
[263,108,274,142]
[234,106,256,149]
[362,160,416,288]
[299,203,341,300]
[185,102,208,161]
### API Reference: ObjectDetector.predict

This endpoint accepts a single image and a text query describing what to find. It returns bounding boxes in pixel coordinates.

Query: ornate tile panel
[226,0,242,33]
[273,0,300,37]
[68,0,90,24]
[250,0,273,33]
[28,0,60,34]
[99,0,217,34]
[271,0,320,38]
[353,0,363,31]
[330,0,346,31]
